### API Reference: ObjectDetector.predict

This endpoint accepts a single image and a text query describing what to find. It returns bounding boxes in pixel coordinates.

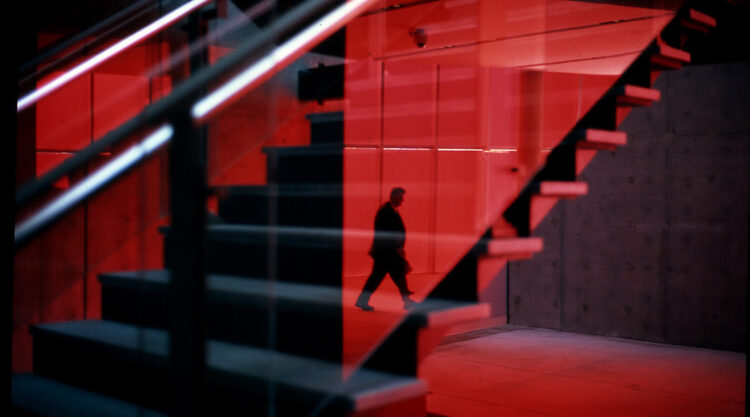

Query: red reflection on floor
[422,326,745,417]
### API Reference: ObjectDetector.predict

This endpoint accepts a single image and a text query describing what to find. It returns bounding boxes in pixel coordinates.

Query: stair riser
[219,191,342,227]
[165,231,342,283]
[101,285,341,360]
[267,151,343,184]
[32,331,347,416]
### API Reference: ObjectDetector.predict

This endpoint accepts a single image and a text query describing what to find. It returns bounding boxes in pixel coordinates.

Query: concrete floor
[421,326,746,417]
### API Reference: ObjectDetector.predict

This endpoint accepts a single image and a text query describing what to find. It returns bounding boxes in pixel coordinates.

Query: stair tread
[577,129,627,149]
[618,84,661,104]
[537,181,588,197]
[32,320,427,411]
[485,237,544,257]
[686,9,717,28]
[655,43,691,63]
[12,374,165,417]
[101,270,488,323]
[101,270,342,307]
[205,223,342,243]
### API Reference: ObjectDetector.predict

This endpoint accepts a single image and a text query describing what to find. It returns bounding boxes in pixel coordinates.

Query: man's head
[390,187,406,207]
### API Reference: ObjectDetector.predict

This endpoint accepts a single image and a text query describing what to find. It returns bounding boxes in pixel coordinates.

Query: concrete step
[30,320,427,416]
[651,42,691,70]
[484,237,544,261]
[12,374,165,417]
[163,223,342,282]
[536,181,589,198]
[616,84,661,107]
[681,8,717,33]
[100,270,491,357]
[100,270,342,358]
[576,129,628,151]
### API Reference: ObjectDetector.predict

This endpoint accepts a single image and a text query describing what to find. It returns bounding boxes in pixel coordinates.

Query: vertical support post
[168,110,207,417]
[168,9,208,417]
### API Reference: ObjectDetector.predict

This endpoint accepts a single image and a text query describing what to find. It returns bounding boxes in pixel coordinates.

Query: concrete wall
[509,61,749,352]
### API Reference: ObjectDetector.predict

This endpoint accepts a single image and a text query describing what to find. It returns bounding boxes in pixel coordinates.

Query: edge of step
[31,320,427,414]
[12,373,165,417]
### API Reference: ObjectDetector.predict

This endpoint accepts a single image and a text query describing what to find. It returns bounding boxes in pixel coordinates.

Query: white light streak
[192,0,378,122]
[18,0,213,112]
[15,125,173,244]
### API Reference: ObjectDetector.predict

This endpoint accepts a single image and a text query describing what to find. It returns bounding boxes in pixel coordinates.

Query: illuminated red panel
[95,43,150,76]
[581,72,619,114]
[344,60,382,146]
[487,67,521,149]
[542,71,584,149]
[36,152,72,187]
[376,0,479,60]
[485,152,519,225]
[383,62,437,148]
[382,148,435,273]
[36,71,91,151]
[343,147,382,277]
[150,75,173,102]
[93,73,150,140]
[13,207,86,372]
[436,66,479,148]
[83,151,167,319]
[434,150,484,273]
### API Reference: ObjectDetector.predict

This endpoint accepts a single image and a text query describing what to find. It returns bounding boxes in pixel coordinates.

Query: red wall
[14,39,172,372]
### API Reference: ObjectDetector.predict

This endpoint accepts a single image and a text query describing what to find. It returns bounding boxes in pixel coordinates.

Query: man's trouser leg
[356,260,388,306]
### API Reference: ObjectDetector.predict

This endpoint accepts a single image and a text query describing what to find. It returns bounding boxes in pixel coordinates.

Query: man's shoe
[356,302,374,311]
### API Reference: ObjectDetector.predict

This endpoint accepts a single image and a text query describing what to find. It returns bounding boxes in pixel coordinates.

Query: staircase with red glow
[11,1,722,417]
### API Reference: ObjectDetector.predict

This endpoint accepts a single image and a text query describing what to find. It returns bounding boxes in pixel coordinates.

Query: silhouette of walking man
[356,187,416,311]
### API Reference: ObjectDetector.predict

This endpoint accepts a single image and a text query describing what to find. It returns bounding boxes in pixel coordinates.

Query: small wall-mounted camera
[409,28,427,48]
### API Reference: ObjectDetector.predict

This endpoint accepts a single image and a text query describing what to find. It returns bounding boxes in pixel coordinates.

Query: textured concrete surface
[422,326,745,417]
[509,62,749,351]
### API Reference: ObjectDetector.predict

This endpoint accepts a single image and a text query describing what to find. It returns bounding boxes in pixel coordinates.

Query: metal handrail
[17,0,215,112]
[15,0,379,246]
[18,0,157,86]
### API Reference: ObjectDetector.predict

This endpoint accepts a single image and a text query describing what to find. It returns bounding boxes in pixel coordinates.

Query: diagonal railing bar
[15,0,375,247]
[17,0,215,112]
[18,0,157,86]
[15,0,337,209]
[14,125,174,247]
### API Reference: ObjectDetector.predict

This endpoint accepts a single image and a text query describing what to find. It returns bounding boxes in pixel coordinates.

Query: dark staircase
[12,1,722,416]
[12,106,484,416]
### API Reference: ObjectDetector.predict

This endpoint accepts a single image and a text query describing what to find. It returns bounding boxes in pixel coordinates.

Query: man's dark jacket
[368,202,405,258]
